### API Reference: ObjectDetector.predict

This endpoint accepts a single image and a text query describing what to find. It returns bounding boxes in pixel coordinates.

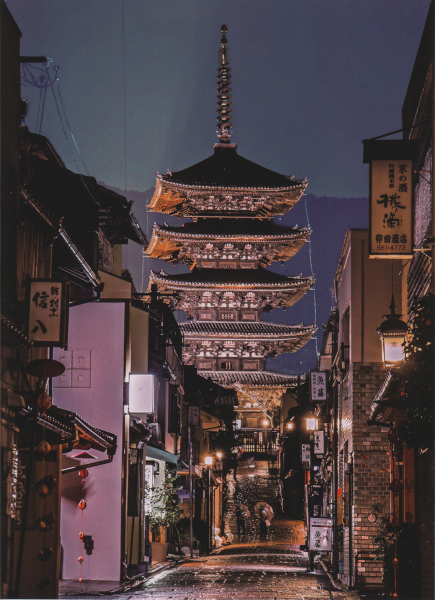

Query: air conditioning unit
[148,423,161,444]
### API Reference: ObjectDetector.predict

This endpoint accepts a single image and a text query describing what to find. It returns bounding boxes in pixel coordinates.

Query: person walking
[236,504,247,539]
[259,506,268,539]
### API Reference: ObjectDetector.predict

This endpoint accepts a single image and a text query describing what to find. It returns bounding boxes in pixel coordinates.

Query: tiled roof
[157,220,309,238]
[160,146,306,190]
[179,321,315,337]
[199,370,298,387]
[150,268,313,287]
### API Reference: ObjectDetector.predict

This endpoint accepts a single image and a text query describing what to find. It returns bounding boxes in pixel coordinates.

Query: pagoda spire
[216,24,233,145]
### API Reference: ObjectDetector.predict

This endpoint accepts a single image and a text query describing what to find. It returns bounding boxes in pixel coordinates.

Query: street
[94,543,362,600]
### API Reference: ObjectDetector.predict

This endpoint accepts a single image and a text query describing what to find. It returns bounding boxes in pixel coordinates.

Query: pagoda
[145,25,316,429]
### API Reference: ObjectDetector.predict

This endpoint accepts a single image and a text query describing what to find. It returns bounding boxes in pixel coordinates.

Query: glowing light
[262,419,269,428]
[287,422,293,430]
[216,452,222,460]
[306,417,319,431]
[205,456,213,466]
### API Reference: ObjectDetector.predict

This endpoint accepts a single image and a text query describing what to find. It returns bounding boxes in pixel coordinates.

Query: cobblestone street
[91,546,362,600]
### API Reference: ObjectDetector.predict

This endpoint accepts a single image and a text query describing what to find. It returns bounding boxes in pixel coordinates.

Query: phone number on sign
[377,244,407,252]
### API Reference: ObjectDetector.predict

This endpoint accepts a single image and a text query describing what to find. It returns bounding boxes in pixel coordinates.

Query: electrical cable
[304,194,319,358]
[122,0,128,192]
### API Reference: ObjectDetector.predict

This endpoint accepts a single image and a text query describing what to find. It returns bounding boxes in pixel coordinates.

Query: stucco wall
[54,302,126,581]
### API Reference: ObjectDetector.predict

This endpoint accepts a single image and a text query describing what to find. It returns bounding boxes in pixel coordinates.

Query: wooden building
[145,25,316,460]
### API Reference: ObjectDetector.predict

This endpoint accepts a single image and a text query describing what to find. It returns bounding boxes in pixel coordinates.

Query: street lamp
[378,295,407,366]
[216,452,222,461]
[286,422,294,431]
[204,455,213,466]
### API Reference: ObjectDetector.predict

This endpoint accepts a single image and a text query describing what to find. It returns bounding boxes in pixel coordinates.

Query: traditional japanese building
[145,25,316,445]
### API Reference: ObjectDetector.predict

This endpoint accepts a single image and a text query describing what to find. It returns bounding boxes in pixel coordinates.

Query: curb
[107,558,187,595]
[60,558,187,597]
[317,557,346,591]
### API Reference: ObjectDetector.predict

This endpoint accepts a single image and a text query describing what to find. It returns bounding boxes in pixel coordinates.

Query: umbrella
[237,504,250,518]
[254,502,274,521]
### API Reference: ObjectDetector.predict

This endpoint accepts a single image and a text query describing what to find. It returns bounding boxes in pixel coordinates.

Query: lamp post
[205,456,213,551]
[262,418,269,453]
[378,295,407,366]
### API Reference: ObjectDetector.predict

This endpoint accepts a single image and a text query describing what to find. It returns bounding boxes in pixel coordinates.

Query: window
[221,313,234,320]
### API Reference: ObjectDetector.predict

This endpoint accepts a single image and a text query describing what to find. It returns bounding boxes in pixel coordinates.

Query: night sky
[8,0,430,373]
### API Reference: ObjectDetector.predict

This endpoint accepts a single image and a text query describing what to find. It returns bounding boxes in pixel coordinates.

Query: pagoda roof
[159,146,305,190]
[199,370,298,387]
[180,320,314,338]
[145,221,310,268]
[149,268,313,288]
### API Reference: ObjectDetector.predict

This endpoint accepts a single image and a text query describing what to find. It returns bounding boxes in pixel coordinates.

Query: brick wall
[338,363,390,588]
[418,444,434,599]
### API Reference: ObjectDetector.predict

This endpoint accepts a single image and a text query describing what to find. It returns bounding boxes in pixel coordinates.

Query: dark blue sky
[8,0,430,372]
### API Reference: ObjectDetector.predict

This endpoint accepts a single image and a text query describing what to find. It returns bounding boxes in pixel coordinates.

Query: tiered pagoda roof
[145,220,310,268]
[148,268,313,315]
[145,25,315,416]
[148,146,308,218]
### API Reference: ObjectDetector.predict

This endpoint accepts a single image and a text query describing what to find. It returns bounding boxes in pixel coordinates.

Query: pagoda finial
[216,24,232,145]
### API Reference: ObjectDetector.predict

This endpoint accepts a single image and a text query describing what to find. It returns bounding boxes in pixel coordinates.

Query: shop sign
[314,430,325,455]
[310,371,327,402]
[309,517,332,551]
[188,406,200,427]
[369,160,413,257]
[27,279,69,346]
[301,444,310,463]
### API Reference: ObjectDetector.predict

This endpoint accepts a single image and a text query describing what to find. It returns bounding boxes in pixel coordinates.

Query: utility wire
[122,0,128,192]
[304,194,319,358]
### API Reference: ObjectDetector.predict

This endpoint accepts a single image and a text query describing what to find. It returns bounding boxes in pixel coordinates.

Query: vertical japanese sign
[309,517,332,551]
[310,371,327,402]
[301,444,310,464]
[370,160,413,257]
[314,430,325,455]
[27,279,69,346]
[188,406,200,427]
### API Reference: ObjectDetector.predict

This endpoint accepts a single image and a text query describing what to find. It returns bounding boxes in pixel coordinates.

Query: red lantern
[79,531,84,540]
[78,556,84,563]
[78,499,86,510]
[38,484,49,498]
[78,469,89,479]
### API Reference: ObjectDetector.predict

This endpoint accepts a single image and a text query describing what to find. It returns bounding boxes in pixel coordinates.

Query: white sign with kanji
[309,517,332,551]
[314,430,325,455]
[28,280,68,345]
[310,371,327,402]
[301,444,310,463]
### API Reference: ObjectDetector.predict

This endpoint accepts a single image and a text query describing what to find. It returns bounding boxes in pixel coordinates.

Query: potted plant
[371,503,395,596]
[146,468,184,563]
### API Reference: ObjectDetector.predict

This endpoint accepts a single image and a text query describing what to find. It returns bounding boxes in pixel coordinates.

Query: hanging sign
[309,517,332,551]
[310,371,327,402]
[369,159,413,257]
[27,279,69,346]
[314,430,325,455]
[301,444,310,463]
[188,406,200,427]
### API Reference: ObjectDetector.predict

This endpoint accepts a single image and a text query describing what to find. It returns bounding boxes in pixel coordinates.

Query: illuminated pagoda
[145,25,315,432]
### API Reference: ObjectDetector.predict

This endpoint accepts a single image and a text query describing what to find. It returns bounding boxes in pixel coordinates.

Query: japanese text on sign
[310,371,327,402]
[302,444,310,463]
[28,280,67,345]
[370,160,413,257]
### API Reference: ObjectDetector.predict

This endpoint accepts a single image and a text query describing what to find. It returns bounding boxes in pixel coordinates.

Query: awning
[146,445,178,465]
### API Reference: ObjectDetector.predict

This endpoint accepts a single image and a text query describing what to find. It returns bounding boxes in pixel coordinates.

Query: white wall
[54,302,126,582]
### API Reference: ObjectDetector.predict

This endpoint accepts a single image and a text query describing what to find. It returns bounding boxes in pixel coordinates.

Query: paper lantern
[78,499,86,510]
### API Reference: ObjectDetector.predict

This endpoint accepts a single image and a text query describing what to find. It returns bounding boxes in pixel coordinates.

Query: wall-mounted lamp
[378,295,407,366]
[262,419,269,428]
[204,456,213,466]
[286,422,294,431]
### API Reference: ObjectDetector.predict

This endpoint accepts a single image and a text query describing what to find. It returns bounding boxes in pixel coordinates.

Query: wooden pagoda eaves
[144,221,310,268]
[148,146,307,218]
[148,269,314,314]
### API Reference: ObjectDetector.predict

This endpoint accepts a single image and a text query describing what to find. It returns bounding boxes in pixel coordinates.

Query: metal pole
[188,425,193,559]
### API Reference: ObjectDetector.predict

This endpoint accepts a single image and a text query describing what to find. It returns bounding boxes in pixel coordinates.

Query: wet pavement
[84,545,362,599]
[61,461,362,599]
